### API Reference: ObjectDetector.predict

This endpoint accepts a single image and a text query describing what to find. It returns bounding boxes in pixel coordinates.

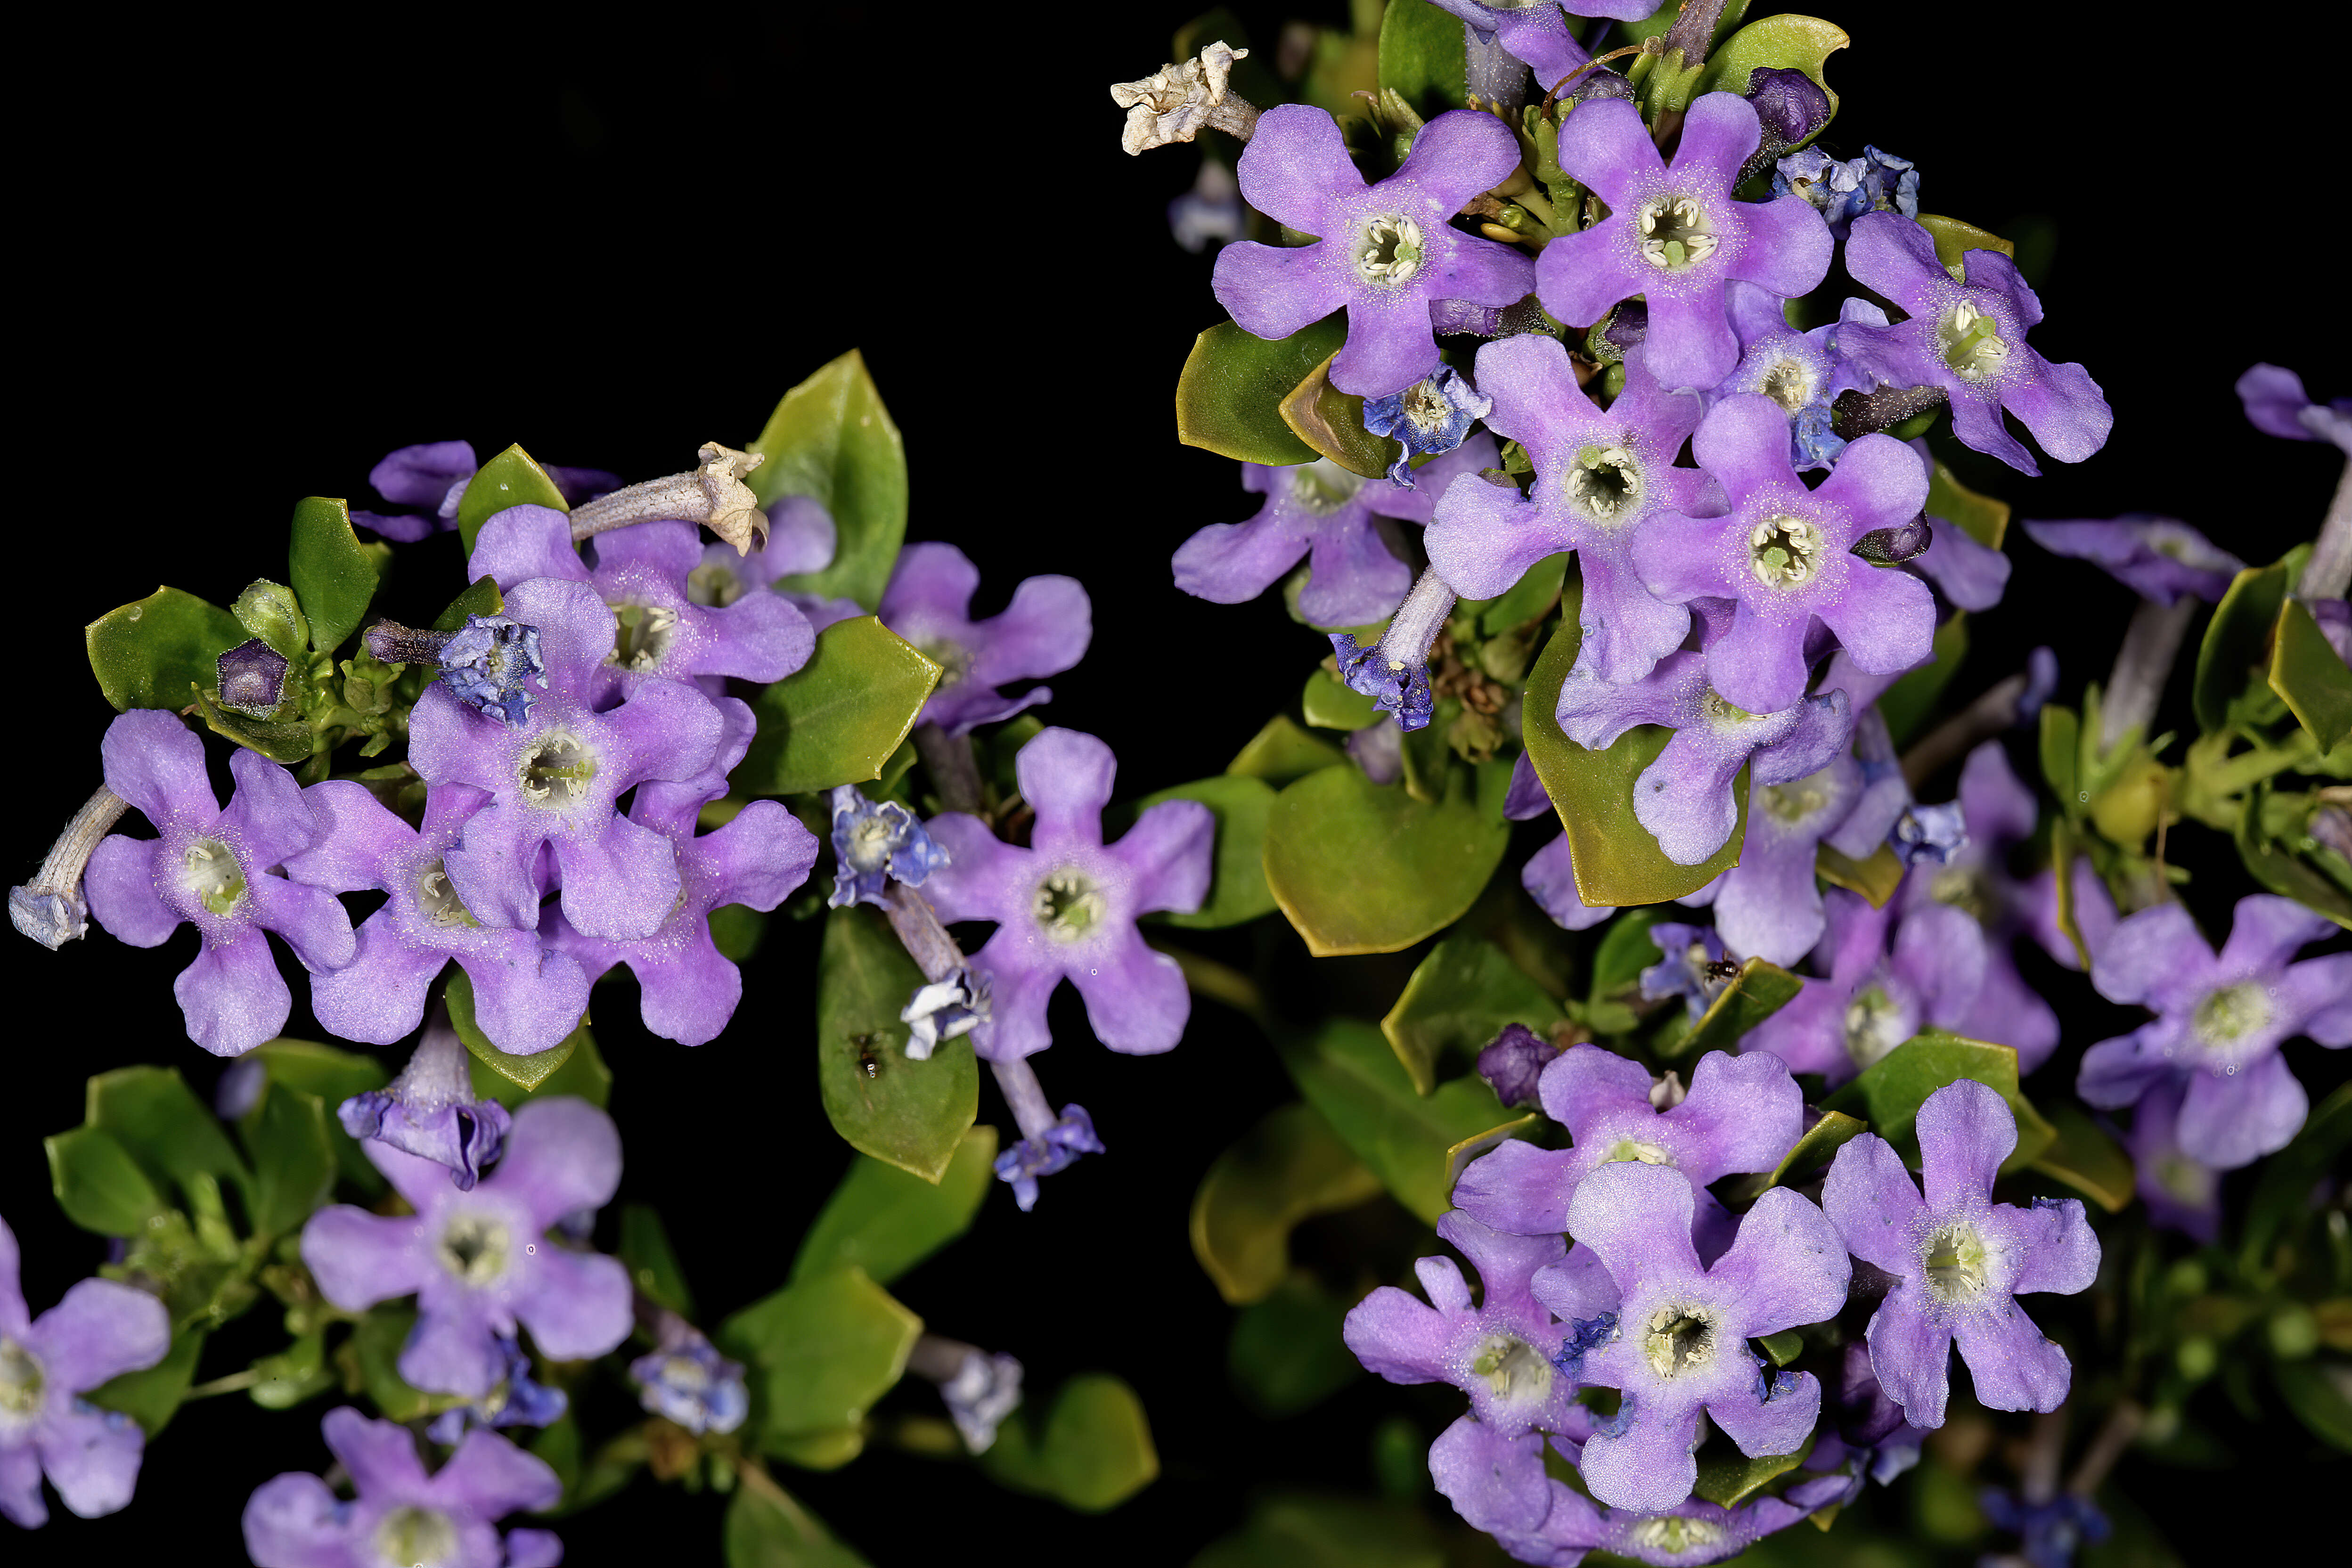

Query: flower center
[2156,1154,2213,1207]
[1635,195,1718,270]
[1642,1304,1717,1378]
[1290,457,1365,516]
[608,601,680,671]
[1923,1221,1989,1304]
[686,561,745,608]
[1701,691,1760,727]
[1762,776,1830,824]
[1600,1136,1674,1167]
[1033,869,1107,942]
[416,860,479,929]
[1397,379,1457,436]
[1929,867,1992,923]
[518,729,599,808]
[0,1336,44,1416]
[1748,514,1824,588]
[1469,1334,1554,1405]
[1564,443,1643,523]
[916,637,974,685]
[180,836,247,917]
[434,1212,513,1287]
[1843,984,1910,1070]
[1629,1516,1725,1555]
[2193,981,2271,1047]
[1938,301,2010,384]
[1761,357,1813,412]
[374,1504,459,1568]
[1356,214,1424,286]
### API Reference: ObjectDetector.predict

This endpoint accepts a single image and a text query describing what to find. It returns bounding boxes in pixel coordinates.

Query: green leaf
[2241,1081,2352,1280]
[243,1038,389,1192]
[719,1266,922,1458]
[1278,352,1396,479]
[2275,1359,2352,1453]
[1473,554,1568,638]
[1191,1494,1444,1568]
[1728,1107,1868,1205]
[1815,840,1907,908]
[1926,459,2009,550]
[1693,16,1846,133]
[83,1328,205,1437]
[1227,1272,1363,1417]
[1135,774,1279,930]
[191,679,317,765]
[740,616,941,796]
[815,906,979,1183]
[749,349,910,612]
[2197,560,2292,733]
[791,1127,998,1288]
[455,444,569,558]
[240,1081,336,1240]
[346,1304,467,1422]
[1756,1329,1805,1368]
[1262,764,1510,956]
[1302,668,1380,731]
[1523,610,1746,904]
[981,1372,1159,1513]
[46,1125,166,1235]
[2040,702,2083,820]
[1378,0,1468,113]
[1176,315,1348,467]
[1190,1102,1384,1306]
[1589,906,1670,1000]
[1227,715,1347,785]
[466,1021,612,1110]
[1875,614,1970,751]
[231,579,310,662]
[1693,1434,1812,1508]
[2026,1100,2136,1212]
[618,1203,697,1318]
[1275,1018,1513,1224]
[710,902,768,961]
[432,575,506,634]
[445,969,589,1092]
[2270,594,2352,754]
[1443,1114,1544,1197]
[85,1066,250,1204]
[247,1330,335,1411]
[1380,935,1562,1096]
[1821,1030,2056,1174]
[86,587,245,711]
[286,496,382,653]
[1672,958,1803,1059]
[724,1483,873,1568]
[1916,214,2016,276]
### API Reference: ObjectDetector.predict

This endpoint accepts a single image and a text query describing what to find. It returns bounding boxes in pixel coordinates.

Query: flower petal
[1916,1078,2017,1213]
[2175,1053,2307,1170]
[174,930,292,1056]
[1821,1132,1926,1275]
[1952,1298,2071,1413]
[515,1249,631,1363]
[84,836,179,948]
[301,1206,428,1312]
[1863,1279,1954,1428]
[36,1405,145,1519]
[24,1279,168,1393]
[496,1099,623,1229]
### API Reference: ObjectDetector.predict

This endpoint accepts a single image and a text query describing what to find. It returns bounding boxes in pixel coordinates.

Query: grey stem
[2100,597,2198,752]
[2019,1407,2067,1506]
[570,476,711,538]
[2066,1401,2142,1496]
[1463,24,1528,113]
[566,443,768,554]
[907,1335,980,1384]
[913,724,983,816]
[9,784,129,948]
[2298,454,2352,600]
[988,1055,1058,1142]
[1205,98,1261,142]
[1901,672,2031,788]
[880,882,966,985]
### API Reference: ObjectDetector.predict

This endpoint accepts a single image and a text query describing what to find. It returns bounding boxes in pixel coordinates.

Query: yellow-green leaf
[1177,315,1348,467]
[1262,764,1509,956]
[1191,1102,1384,1305]
[741,617,940,796]
[455,444,568,558]
[748,349,909,611]
[86,587,245,712]
[2270,594,2352,754]
[1279,352,1396,478]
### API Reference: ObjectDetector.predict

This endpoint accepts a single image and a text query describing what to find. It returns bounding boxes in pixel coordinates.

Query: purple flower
[1743,890,1991,1087]
[1427,335,1709,682]
[1330,567,1463,730]
[406,576,726,942]
[922,728,1212,1061]
[338,1018,513,1191]
[994,1105,1106,1212]
[0,1215,171,1527]
[300,1098,631,1397]
[630,1321,747,1436]
[1214,105,1535,399]
[1558,1160,1849,1512]
[2236,362,2352,450]
[1707,286,1885,472]
[2124,1078,2221,1244]
[436,615,549,728]
[1770,146,1919,241]
[1633,396,1937,714]
[424,1335,568,1445]
[1536,93,1831,393]
[1983,1489,2110,1568]
[1522,831,1613,931]
[1838,211,2112,475]
[2020,515,2246,605]
[1453,1047,1805,1238]
[1822,1079,2099,1429]
[878,543,1092,736]
[827,785,948,909]
[1364,365,1493,488]
[242,1407,562,1568]
[1477,1023,1565,1110]
[1421,1,1654,94]
[82,710,356,1056]
[685,495,859,636]
[1641,922,1732,1020]
[1682,757,1862,966]
[1169,156,1243,253]
[2076,895,2352,1168]
[283,780,590,1057]
[351,441,618,545]
[937,1348,1024,1454]
[1343,1211,1585,1439]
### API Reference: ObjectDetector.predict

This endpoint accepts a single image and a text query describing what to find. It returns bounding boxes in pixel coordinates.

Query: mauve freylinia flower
[1770,145,1919,241]
[1477,1023,1564,1110]
[408,576,725,942]
[82,710,356,1056]
[1557,1160,1849,1512]
[0,1215,171,1528]
[1427,335,1710,684]
[1680,757,1862,967]
[1453,1047,1804,1239]
[1538,93,1831,394]
[435,614,548,728]
[879,543,1092,736]
[902,968,989,1060]
[349,440,617,544]
[1633,395,1936,715]
[2019,514,2246,605]
[937,1348,1024,1454]
[1421,0,1653,94]
[995,1106,1106,1213]
[1838,211,2112,476]
[1522,831,1612,932]
[1641,922,1733,1020]
[631,1320,748,1436]
[2076,894,2352,1168]
[922,728,1212,1061]
[827,785,948,909]
[1708,284,1885,472]
[1363,365,1493,489]
[1823,1078,2099,1429]
[1214,105,1534,399]
[423,1334,568,1445]
[301,1098,631,1397]
[337,1016,512,1192]
[216,637,291,716]
[2124,1078,2221,1244]
[1743,890,1992,1087]
[2236,361,2352,450]
[242,1407,562,1568]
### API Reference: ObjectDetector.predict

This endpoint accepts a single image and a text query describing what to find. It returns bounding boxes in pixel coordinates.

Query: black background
[10,4,2351,1563]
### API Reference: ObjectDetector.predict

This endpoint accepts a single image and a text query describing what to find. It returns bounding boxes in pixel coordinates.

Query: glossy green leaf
[1815,841,1907,908]
[1275,1018,1513,1224]
[619,1203,696,1319]
[85,1066,250,1203]
[741,616,940,796]
[2026,1100,2135,1213]
[1278,352,1396,479]
[241,1081,336,1240]
[1380,935,1562,1096]
[815,906,979,1183]
[1262,764,1509,956]
[1227,1271,1362,1417]
[1875,614,1970,750]
[1228,714,1348,785]
[1756,1329,1805,1368]
[749,349,910,611]
[432,575,505,634]
[981,1372,1159,1513]
[1191,1494,1444,1568]
[2039,702,2083,819]
[1694,15,1846,134]
[1177,314,1348,466]
[1821,1029,2055,1173]
[1190,1101,1384,1306]
[724,1483,873,1568]
[86,586,246,712]
[1730,1108,1867,1206]
[455,444,569,558]
[191,680,316,765]
[1916,214,2016,276]
[243,1038,389,1192]
[1472,554,1568,639]
[346,1305,466,1422]
[2270,594,2352,754]
[466,1020,611,1110]
[1673,958,1803,1059]
[2233,786,2352,931]
[1302,668,1380,731]
[287,496,382,653]
[719,1266,922,1454]
[1443,1114,1544,1195]
[2275,1359,2352,1453]
[83,1328,205,1437]
[1523,611,1746,904]
[246,1330,335,1411]
[1136,774,1279,929]
[1378,0,1468,112]
[1926,460,2009,551]
[46,1125,166,1235]
[1589,906,1670,1000]
[231,579,310,663]
[792,1127,997,1288]
[1693,1435,1812,1508]
[2196,560,2294,734]
[445,969,588,1091]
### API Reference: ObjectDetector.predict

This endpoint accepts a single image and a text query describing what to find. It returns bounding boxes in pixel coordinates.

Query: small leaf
[432,575,505,634]
[1926,459,2009,550]
[1729,1107,1868,1205]
[1262,765,1510,957]
[1378,0,1468,113]
[1471,554,1567,639]
[1589,907,1670,1002]
[2026,1101,2136,1213]
[191,681,316,765]
[1302,668,1380,731]
[45,1125,166,1236]
[454,445,569,558]
[749,349,910,612]
[710,903,768,961]
[2270,594,2352,754]
[1693,15,1847,132]
[247,1330,335,1411]
[230,580,310,662]
[1671,958,1803,1060]
[981,1372,1159,1513]
[1227,1272,1364,1417]
[2196,559,2293,734]
[1176,315,1348,467]
[1190,1102,1384,1306]
[445,969,588,1092]
[287,496,382,653]
[466,1021,612,1110]
[1134,774,1279,930]
[85,587,246,712]
[1915,214,2016,276]
[1380,935,1562,1096]
[85,1066,250,1203]
[1226,715,1348,785]
[243,1038,388,1193]
[1443,1114,1544,1196]
[240,1080,337,1240]
[791,1127,998,1288]
[740,617,940,797]
[2275,1360,2352,1453]
[1275,1019,1513,1224]
[1815,841,1906,908]
[1191,1494,1445,1568]
[83,1328,206,1437]
[724,1482,873,1568]
[1278,352,1396,479]
[619,1204,697,1319]
[814,906,979,1183]
[1756,1329,1805,1368]
[718,1266,922,1454]
[1821,1029,2056,1173]
[1693,1435,1812,1508]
